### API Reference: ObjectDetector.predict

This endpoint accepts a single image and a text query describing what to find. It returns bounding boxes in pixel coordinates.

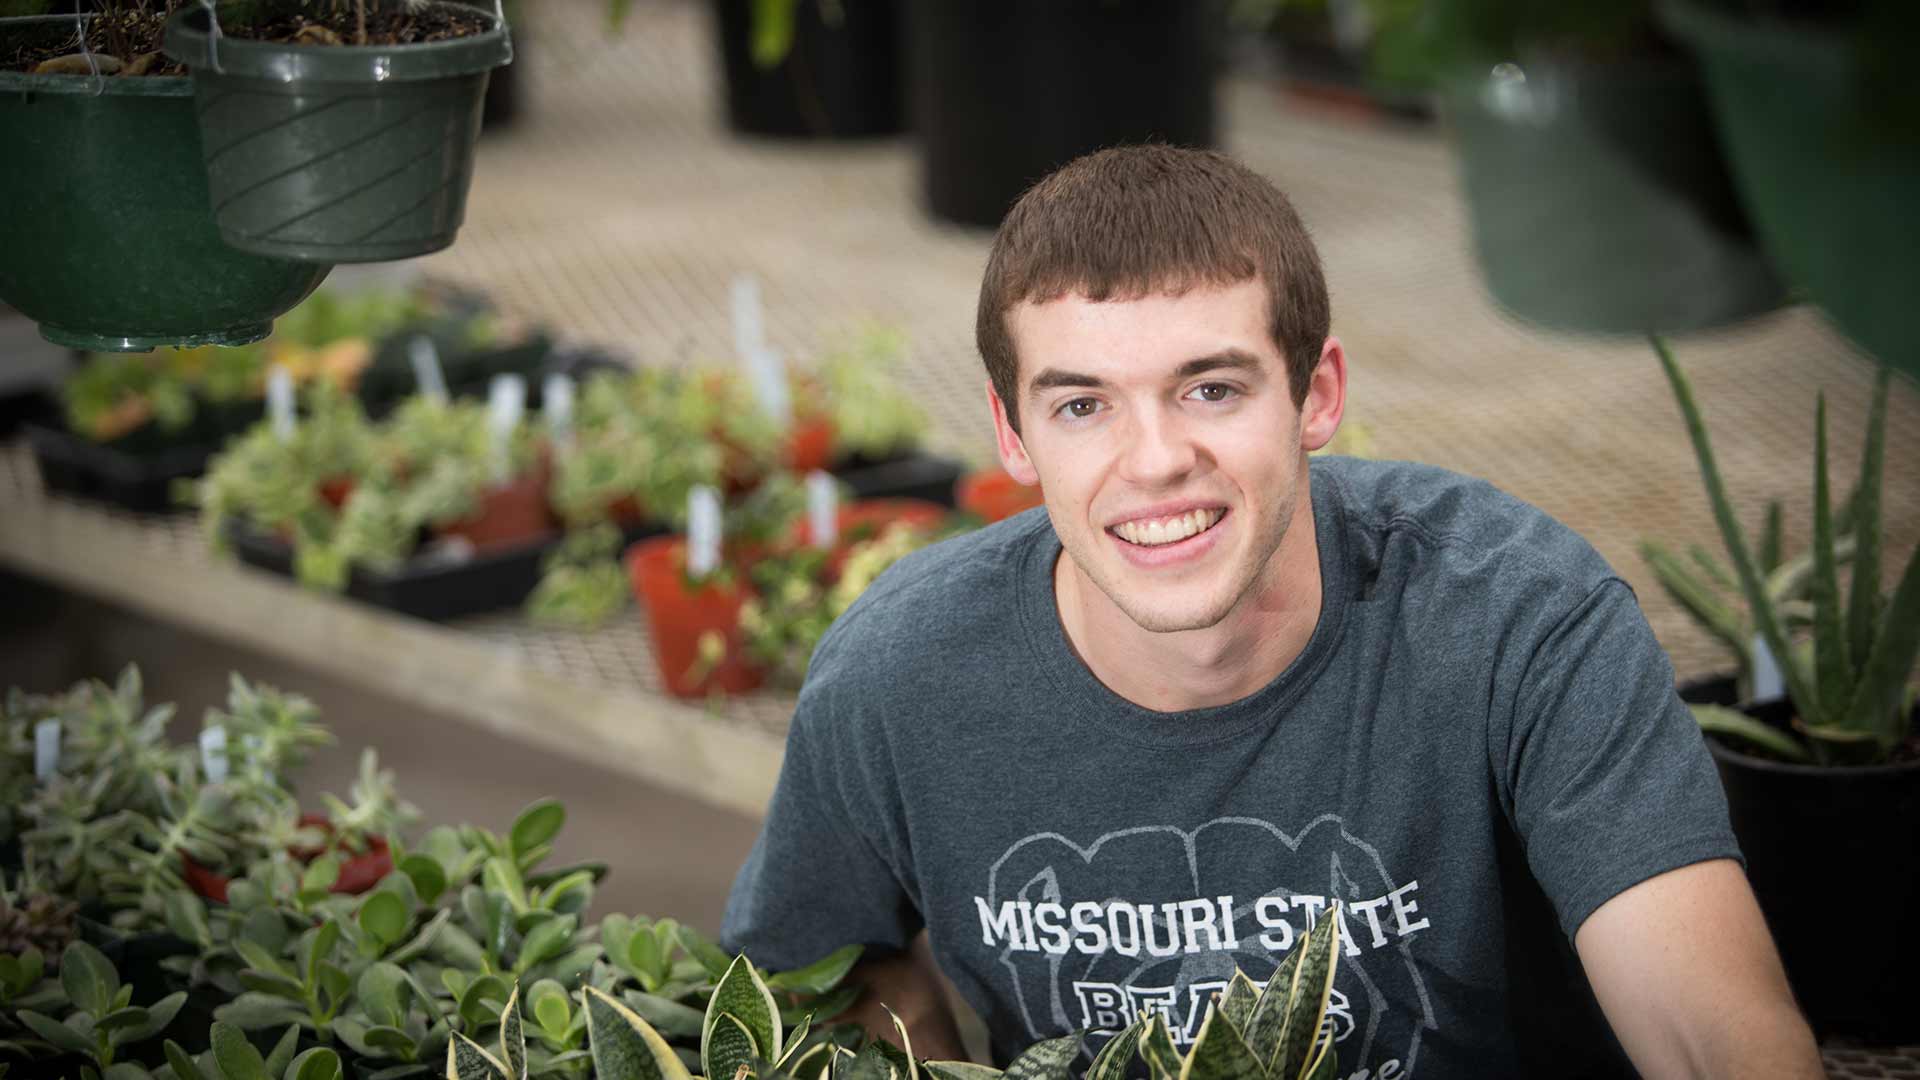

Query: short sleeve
[1494,578,1743,940]
[719,672,923,969]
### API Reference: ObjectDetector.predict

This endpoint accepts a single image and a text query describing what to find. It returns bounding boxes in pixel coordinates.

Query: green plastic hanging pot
[163,0,513,264]
[1446,56,1785,336]
[0,63,330,352]
[1662,1,1919,377]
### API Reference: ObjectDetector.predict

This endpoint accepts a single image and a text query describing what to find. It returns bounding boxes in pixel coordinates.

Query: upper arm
[1575,859,1820,1078]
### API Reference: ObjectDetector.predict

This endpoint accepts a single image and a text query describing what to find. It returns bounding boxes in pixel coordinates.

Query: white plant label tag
[744,344,793,428]
[409,335,450,405]
[806,470,838,549]
[687,484,723,578]
[730,273,765,360]
[543,373,575,451]
[243,732,273,785]
[267,365,296,443]
[34,718,60,781]
[1750,633,1786,703]
[487,374,527,485]
[200,725,229,785]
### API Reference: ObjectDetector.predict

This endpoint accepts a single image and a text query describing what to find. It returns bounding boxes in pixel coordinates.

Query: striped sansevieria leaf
[1000,1032,1081,1080]
[1176,1007,1264,1080]
[499,985,526,1080]
[706,1012,762,1080]
[1217,971,1260,1033]
[922,1062,1005,1080]
[582,985,696,1080]
[1270,909,1342,1080]
[1138,1015,1185,1080]
[447,1032,511,1080]
[1086,1016,1147,1080]
[704,954,783,1076]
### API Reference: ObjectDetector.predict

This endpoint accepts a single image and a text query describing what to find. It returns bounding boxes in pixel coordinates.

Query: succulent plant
[526,525,632,629]
[809,325,927,464]
[9,939,186,1073]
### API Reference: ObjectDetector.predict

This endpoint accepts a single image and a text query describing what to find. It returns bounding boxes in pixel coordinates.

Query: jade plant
[6,939,188,1075]
[1653,338,1919,764]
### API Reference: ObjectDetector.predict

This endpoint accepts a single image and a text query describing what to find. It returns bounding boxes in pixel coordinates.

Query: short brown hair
[976,145,1330,432]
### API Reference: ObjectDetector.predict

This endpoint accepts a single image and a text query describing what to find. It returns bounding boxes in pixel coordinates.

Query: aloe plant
[1654,338,1920,764]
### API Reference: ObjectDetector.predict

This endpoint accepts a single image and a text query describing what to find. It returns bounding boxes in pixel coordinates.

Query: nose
[1116,405,1197,487]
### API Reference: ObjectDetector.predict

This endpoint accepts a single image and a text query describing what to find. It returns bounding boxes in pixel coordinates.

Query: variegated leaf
[499,985,526,1080]
[1087,1016,1146,1080]
[1002,1032,1080,1080]
[775,1013,814,1071]
[784,1042,836,1080]
[705,1011,761,1080]
[1175,1007,1263,1080]
[1300,1037,1337,1080]
[883,1006,920,1080]
[1240,950,1295,1068]
[835,1043,894,1080]
[1138,1016,1184,1080]
[703,955,782,1072]
[447,1033,511,1080]
[1217,972,1259,1034]
[1272,910,1342,1080]
[921,1063,1003,1080]
[583,985,697,1080]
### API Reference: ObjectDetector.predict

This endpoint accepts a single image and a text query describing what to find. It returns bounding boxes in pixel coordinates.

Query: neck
[1055,481,1324,713]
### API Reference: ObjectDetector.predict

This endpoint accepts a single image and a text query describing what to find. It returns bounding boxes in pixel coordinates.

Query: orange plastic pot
[783,416,839,473]
[627,536,764,698]
[182,813,392,903]
[317,475,356,510]
[435,468,557,552]
[958,468,1043,523]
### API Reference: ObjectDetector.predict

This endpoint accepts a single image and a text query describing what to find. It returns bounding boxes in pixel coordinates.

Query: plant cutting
[161,0,514,263]
[1653,336,1918,1041]
[0,8,331,352]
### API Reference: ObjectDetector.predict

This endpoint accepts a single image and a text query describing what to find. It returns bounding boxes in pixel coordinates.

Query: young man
[722,147,1822,1078]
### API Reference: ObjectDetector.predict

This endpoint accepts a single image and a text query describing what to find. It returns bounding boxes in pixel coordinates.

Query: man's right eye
[1058,398,1100,420]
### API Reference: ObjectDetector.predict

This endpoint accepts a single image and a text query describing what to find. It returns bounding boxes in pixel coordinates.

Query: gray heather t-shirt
[722,457,1740,1080]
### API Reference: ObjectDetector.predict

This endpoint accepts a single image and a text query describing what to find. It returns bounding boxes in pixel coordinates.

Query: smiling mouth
[1109,508,1227,547]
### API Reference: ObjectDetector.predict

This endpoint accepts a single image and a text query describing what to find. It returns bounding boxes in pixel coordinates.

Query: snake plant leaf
[1217,971,1259,1032]
[921,1063,1003,1080]
[1847,367,1889,673]
[61,940,117,1018]
[264,1025,302,1078]
[836,1043,897,1080]
[704,955,783,1071]
[776,1013,815,1070]
[1842,538,1920,751]
[583,985,697,1080]
[1810,395,1852,722]
[509,800,566,863]
[288,1047,344,1080]
[882,1005,920,1080]
[764,944,864,994]
[706,1012,762,1080]
[1299,1038,1337,1080]
[621,990,707,1039]
[448,1032,512,1080]
[499,985,527,1080]
[1177,1007,1264,1080]
[1086,1017,1146,1080]
[1001,1032,1081,1080]
[785,1042,837,1080]
[213,1021,270,1080]
[1138,1015,1184,1080]
[1272,910,1341,1080]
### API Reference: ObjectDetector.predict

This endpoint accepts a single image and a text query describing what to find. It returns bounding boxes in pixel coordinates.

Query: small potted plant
[1654,338,1918,1042]
[627,487,765,698]
[162,0,515,263]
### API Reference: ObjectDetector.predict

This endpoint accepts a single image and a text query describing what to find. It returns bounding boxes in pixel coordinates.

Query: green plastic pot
[1446,56,1784,335]
[0,67,330,352]
[163,0,513,263]
[1663,2,1919,377]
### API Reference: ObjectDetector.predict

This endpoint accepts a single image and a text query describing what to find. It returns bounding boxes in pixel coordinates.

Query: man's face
[992,279,1334,633]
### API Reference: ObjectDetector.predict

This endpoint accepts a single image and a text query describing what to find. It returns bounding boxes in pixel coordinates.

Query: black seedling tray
[832,451,965,507]
[228,517,669,623]
[27,421,221,515]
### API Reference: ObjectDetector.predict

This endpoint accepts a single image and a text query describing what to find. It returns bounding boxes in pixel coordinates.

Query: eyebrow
[1025,349,1267,401]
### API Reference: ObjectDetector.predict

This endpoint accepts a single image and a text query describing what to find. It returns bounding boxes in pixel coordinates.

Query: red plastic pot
[627,536,765,698]
[435,468,558,553]
[317,475,356,510]
[958,468,1043,523]
[783,416,839,473]
[182,813,392,903]
[785,498,947,580]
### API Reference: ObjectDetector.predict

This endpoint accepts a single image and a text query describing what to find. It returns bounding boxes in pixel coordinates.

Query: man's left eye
[1188,383,1238,403]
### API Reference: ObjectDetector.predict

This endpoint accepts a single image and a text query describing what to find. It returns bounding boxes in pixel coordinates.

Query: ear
[1299,336,1349,453]
[987,379,1041,485]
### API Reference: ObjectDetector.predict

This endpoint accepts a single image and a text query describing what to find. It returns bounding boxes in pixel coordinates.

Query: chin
[1112,590,1238,634]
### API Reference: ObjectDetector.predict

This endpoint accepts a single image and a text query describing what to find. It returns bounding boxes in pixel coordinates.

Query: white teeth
[1113,509,1223,547]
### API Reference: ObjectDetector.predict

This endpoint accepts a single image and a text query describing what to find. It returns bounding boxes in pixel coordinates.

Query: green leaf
[309,919,343,985]
[1641,540,1749,658]
[775,1014,814,1071]
[117,990,186,1046]
[265,1024,302,1078]
[1273,910,1342,1080]
[235,941,293,980]
[1217,970,1259,1032]
[500,984,527,1080]
[625,924,666,985]
[748,0,798,68]
[399,855,448,906]
[213,1021,270,1080]
[515,914,577,974]
[365,1026,418,1055]
[921,1065,1002,1080]
[359,892,410,950]
[703,954,782,1071]
[17,1010,96,1056]
[1846,367,1888,677]
[102,1065,148,1080]
[214,992,309,1031]
[675,925,732,979]
[583,985,697,1080]
[388,908,451,967]
[242,908,291,954]
[61,940,118,1018]
[1179,1007,1264,1080]
[509,800,566,860]
[1241,955,1294,1067]
[1138,1016,1184,1080]
[484,858,530,915]
[704,1011,760,1080]
[303,855,342,896]
[165,1040,211,1080]
[837,1044,893,1080]
[1842,537,1920,751]
[764,944,863,995]
[1759,499,1784,574]
[460,975,511,1029]
[314,964,351,1015]
[1300,1038,1338,1080]
[447,1032,511,1080]
[358,963,412,1029]
[1002,1033,1080,1080]
[1689,704,1813,762]
[96,1005,152,1035]
[164,891,213,948]
[286,1047,343,1080]
[619,990,705,1039]
[533,869,595,915]
[1810,395,1852,722]
[1087,1017,1146,1080]
[531,979,572,1037]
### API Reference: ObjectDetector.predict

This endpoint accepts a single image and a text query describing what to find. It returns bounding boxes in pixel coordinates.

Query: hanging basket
[1662,1,1920,376]
[1446,55,1784,335]
[162,0,513,264]
[0,23,329,352]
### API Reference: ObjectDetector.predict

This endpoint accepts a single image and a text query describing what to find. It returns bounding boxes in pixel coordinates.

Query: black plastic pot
[832,451,963,508]
[712,0,902,138]
[1446,55,1784,335]
[908,0,1219,228]
[27,422,222,515]
[1708,699,1920,1043]
[163,0,513,264]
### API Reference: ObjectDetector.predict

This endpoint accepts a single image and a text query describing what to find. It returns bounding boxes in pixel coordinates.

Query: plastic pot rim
[163,0,511,85]
[0,70,192,97]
